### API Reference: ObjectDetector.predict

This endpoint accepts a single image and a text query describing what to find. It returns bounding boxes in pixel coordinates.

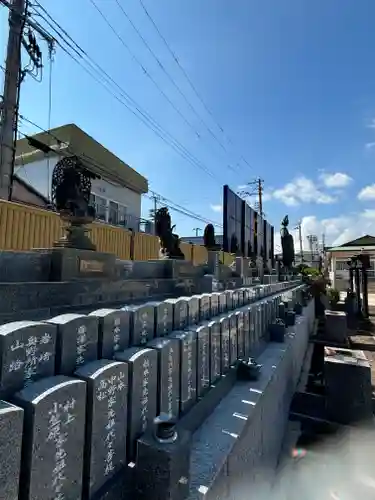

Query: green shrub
[327,287,340,305]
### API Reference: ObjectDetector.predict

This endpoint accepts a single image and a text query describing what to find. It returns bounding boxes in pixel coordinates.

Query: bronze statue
[52,156,99,250]
[280,215,295,270]
[155,206,185,259]
[203,224,220,250]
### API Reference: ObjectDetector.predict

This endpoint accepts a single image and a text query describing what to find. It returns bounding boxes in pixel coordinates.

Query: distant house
[327,234,375,289]
[180,235,224,247]
[14,124,150,232]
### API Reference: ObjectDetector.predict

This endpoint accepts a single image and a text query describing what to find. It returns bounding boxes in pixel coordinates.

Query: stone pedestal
[207,251,220,278]
[49,248,116,281]
[325,349,373,425]
[235,257,244,277]
[324,310,348,343]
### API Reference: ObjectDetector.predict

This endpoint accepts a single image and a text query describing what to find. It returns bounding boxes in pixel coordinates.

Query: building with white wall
[14,124,149,231]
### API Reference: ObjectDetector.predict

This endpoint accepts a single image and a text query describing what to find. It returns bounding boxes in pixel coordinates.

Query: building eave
[15,124,148,194]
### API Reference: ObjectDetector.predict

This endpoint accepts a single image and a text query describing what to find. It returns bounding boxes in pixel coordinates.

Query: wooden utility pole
[237,178,265,217]
[295,221,303,262]
[0,0,26,200]
[193,227,202,237]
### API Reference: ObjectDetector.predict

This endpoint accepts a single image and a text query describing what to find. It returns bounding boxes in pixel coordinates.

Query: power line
[113,0,239,175]
[17,116,222,227]
[137,0,254,173]
[29,2,224,184]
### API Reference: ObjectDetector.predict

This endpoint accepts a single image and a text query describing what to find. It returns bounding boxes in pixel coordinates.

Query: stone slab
[324,310,348,343]
[89,309,130,359]
[49,248,116,281]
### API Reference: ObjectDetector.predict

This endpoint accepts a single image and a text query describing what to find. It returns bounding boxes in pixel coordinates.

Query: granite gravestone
[114,348,157,461]
[207,320,221,385]
[169,330,197,415]
[218,316,230,374]
[235,310,245,359]
[0,401,24,500]
[210,293,220,317]
[227,313,238,365]
[218,292,227,314]
[147,301,173,338]
[225,290,234,311]
[231,290,239,310]
[241,307,251,358]
[75,359,129,499]
[147,338,180,418]
[183,297,199,326]
[194,325,210,398]
[89,309,130,359]
[0,321,57,397]
[249,305,257,349]
[122,305,155,346]
[13,376,86,500]
[236,289,245,308]
[164,298,188,331]
[197,294,211,321]
[46,314,99,375]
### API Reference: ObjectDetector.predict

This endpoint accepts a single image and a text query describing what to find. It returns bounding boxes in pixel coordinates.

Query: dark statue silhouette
[52,156,99,250]
[280,215,295,271]
[155,207,185,259]
[203,224,221,251]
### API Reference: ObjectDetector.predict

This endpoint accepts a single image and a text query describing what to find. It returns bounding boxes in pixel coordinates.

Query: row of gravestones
[0,280,302,500]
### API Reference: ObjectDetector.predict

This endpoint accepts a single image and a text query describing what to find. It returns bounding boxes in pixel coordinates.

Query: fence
[0,199,234,265]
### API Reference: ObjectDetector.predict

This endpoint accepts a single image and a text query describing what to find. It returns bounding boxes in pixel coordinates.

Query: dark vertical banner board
[257,215,263,256]
[223,185,242,254]
[240,200,245,256]
[254,211,258,256]
[249,207,255,254]
[263,219,267,259]
[271,226,275,266]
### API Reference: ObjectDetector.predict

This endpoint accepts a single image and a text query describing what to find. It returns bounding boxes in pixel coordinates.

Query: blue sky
[2,0,375,248]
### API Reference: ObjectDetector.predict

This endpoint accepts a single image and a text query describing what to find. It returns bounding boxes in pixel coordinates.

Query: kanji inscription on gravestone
[210,293,220,317]
[13,376,86,500]
[123,304,155,346]
[207,320,221,384]
[219,316,230,374]
[46,314,98,375]
[75,359,128,499]
[235,310,245,359]
[165,298,188,330]
[89,309,130,359]
[114,348,157,461]
[195,325,210,397]
[0,321,56,397]
[148,301,173,337]
[0,401,24,500]
[147,337,180,418]
[228,313,238,365]
[169,330,197,414]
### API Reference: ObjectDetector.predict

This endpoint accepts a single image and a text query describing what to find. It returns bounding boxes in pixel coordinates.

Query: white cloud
[272,176,336,206]
[367,118,375,129]
[319,172,353,188]
[365,142,375,150]
[273,209,375,252]
[358,184,375,201]
[210,204,223,213]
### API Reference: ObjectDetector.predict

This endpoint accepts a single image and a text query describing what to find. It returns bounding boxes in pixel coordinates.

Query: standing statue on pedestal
[280,215,295,272]
[52,156,98,250]
[155,207,185,260]
[203,224,221,250]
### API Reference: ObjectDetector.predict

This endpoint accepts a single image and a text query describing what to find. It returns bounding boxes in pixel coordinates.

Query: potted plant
[327,287,340,309]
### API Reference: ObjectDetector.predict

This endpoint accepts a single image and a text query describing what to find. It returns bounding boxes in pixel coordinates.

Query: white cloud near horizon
[358,184,375,201]
[319,172,353,188]
[272,176,336,206]
[210,204,223,213]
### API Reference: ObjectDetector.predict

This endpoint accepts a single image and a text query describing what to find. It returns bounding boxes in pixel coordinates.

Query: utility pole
[149,192,160,235]
[237,178,265,217]
[192,228,202,237]
[295,221,303,262]
[0,0,26,200]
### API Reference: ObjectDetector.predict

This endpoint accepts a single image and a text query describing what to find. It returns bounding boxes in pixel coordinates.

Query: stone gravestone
[194,325,210,398]
[207,320,221,385]
[0,401,24,500]
[75,359,129,499]
[241,306,251,358]
[218,316,230,374]
[122,305,155,347]
[164,298,188,331]
[218,292,227,314]
[183,297,199,326]
[114,348,157,461]
[235,310,245,359]
[146,337,180,418]
[237,289,245,308]
[13,375,86,500]
[249,305,256,350]
[225,290,234,311]
[89,309,130,359]
[147,301,173,338]
[0,321,57,398]
[46,314,99,375]
[210,293,220,318]
[169,330,197,414]
[228,313,238,365]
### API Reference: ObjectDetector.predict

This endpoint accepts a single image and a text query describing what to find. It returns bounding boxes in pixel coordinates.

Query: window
[91,194,107,221]
[108,201,119,225]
